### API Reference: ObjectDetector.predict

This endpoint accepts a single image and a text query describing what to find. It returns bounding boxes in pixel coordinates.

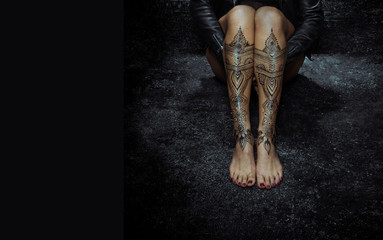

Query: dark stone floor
[125,1,383,239]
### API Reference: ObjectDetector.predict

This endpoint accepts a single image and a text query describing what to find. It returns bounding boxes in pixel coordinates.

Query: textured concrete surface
[125,0,383,239]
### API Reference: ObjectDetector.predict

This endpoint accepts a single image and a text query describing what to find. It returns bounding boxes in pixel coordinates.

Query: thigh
[218,13,227,34]
[285,14,295,40]
[206,47,226,82]
[283,53,305,82]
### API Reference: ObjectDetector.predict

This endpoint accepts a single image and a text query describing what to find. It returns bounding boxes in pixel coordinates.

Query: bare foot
[229,141,256,187]
[255,130,283,189]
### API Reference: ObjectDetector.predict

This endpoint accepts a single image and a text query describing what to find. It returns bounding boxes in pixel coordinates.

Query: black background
[5,1,123,239]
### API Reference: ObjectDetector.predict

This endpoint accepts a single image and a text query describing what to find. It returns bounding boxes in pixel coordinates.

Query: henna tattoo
[254,29,286,154]
[234,128,254,151]
[256,130,275,154]
[224,27,255,150]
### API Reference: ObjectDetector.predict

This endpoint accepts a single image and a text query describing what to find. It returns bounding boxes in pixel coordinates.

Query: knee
[226,5,255,23]
[254,6,284,25]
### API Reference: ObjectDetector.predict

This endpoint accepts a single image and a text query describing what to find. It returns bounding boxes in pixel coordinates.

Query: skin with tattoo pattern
[254,28,286,155]
[224,27,255,151]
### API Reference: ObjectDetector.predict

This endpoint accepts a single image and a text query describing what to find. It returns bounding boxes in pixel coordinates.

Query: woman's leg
[207,5,305,188]
[221,5,257,187]
[207,47,304,91]
[253,6,295,189]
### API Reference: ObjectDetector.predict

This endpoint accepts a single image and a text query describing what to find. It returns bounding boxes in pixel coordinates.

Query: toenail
[260,183,265,187]
[272,183,276,187]
[266,185,271,189]
[248,180,253,184]
[242,183,246,186]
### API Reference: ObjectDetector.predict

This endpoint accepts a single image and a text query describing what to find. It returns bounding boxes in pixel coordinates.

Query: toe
[277,170,283,182]
[237,175,243,187]
[274,175,280,185]
[232,172,238,185]
[270,175,276,188]
[230,170,235,183]
[241,175,248,187]
[247,173,256,187]
[247,179,255,187]
[257,174,265,188]
[265,176,271,189]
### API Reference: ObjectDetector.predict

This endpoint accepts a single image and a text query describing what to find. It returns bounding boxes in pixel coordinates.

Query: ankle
[233,128,254,151]
[256,128,276,154]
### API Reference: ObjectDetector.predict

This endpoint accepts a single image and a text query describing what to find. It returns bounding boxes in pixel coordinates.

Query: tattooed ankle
[234,128,254,150]
[256,129,276,154]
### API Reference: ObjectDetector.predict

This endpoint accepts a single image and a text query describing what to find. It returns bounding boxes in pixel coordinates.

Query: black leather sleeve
[190,0,225,67]
[286,0,324,64]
